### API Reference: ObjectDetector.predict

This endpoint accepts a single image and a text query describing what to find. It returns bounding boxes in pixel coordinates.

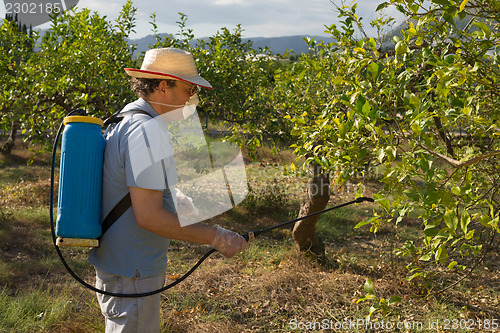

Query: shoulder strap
[101,192,131,236]
[100,109,154,239]
[103,109,153,127]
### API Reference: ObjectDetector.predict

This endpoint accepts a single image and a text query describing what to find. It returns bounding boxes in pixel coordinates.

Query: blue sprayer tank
[56,116,105,239]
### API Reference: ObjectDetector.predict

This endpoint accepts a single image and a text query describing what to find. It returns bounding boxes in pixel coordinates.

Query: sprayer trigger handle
[356,196,375,203]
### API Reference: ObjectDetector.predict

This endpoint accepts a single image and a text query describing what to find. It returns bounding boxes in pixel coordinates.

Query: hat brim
[124,68,213,89]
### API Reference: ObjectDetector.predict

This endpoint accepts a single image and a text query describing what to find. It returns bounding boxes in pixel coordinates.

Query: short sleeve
[123,116,175,191]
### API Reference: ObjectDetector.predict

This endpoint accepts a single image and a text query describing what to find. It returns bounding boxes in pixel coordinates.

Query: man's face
[167,81,197,106]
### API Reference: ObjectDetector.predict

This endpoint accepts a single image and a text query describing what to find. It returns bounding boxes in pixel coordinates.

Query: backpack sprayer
[50,109,374,297]
[52,109,105,248]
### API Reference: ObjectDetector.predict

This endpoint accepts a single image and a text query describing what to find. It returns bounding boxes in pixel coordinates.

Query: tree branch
[455,150,500,169]
[416,141,462,166]
[416,140,500,170]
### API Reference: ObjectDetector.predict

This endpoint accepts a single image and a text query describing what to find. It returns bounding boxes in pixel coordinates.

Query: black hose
[50,109,216,298]
[50,110,374,298]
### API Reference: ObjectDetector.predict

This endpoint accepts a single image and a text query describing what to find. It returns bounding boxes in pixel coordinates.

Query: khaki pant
[95,268,165,333]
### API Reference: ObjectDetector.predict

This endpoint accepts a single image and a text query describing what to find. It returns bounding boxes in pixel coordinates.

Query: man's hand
[211,226,247,258]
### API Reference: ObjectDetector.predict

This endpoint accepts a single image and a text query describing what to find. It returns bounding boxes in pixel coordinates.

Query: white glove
[211,226,247,258]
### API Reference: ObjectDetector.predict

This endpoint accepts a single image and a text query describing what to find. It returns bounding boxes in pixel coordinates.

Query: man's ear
[158,80,168,93]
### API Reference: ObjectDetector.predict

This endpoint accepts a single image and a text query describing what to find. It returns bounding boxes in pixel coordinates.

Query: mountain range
[128,34,335,56]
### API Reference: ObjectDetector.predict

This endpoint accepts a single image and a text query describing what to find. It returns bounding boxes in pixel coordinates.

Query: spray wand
[241,196,374,242]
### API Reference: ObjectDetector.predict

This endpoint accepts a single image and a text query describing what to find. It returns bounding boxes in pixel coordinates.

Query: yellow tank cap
[63,116,103,127]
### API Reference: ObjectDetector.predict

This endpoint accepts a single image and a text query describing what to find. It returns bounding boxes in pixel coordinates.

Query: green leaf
[356,95,366,113]
[405,272,423,281]
[471,244,482,256]
[364,278,375,295]
[339,122,349,138]
[405,189,420,202]
[368,306,379,320]
[408,3,419,13]
[435,245,449,264]
[407,22,417,36]
[356,294,377,303]
[354,47,366,55]
[459,0,469,12]
[473,22,491,38]
[367,62,379,79]
[444,209,458,232]
[478,214,496,229]
[465,230,475,240]
[486,217,499,231]
[411,122,422,136]
[354,220,372,230]
[462,243,483,256]
[409,94,420,108]
[424,227,439,237]
[460,211,470,234]
[388,295,402,305]
[376,2,390,11]
[354,216,380,230]
[377,197,391,213]
[386,146,397,162]
[395,41,409,55]
[443,13,455,26]
[420,253,432,261]
[431,0,450,5]
[458,9,467,20]
[368,37,377,48]
[362,100,371,116]
[377,148,385,163]
[419,158,431,173]
[356,184,364,198]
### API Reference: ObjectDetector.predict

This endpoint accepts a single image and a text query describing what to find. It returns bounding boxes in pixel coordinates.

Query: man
[88,48,247,332]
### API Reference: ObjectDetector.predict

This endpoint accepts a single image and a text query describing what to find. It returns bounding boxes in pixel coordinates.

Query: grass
[0,285,74,333]
[0,142,499,332]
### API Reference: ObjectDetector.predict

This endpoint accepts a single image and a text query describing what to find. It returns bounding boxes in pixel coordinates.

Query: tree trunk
[0,121,18,155]
[292,163,330,259]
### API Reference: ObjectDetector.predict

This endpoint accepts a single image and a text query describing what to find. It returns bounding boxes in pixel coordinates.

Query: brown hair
[129,77,177,97]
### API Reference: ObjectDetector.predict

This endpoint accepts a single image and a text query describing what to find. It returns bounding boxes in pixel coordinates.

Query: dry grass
[1,143,499,332]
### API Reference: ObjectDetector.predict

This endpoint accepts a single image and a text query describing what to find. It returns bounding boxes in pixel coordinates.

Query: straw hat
[125,48,213,89]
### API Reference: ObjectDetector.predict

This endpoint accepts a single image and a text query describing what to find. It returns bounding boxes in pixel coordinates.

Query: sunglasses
[182,82,199,97]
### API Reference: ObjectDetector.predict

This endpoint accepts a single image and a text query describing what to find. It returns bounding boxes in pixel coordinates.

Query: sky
[0,0,405,39]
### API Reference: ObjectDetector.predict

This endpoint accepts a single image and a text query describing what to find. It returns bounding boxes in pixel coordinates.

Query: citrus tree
[0,16,38,154]
[2,1,138,152]
[284,0,499,280]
